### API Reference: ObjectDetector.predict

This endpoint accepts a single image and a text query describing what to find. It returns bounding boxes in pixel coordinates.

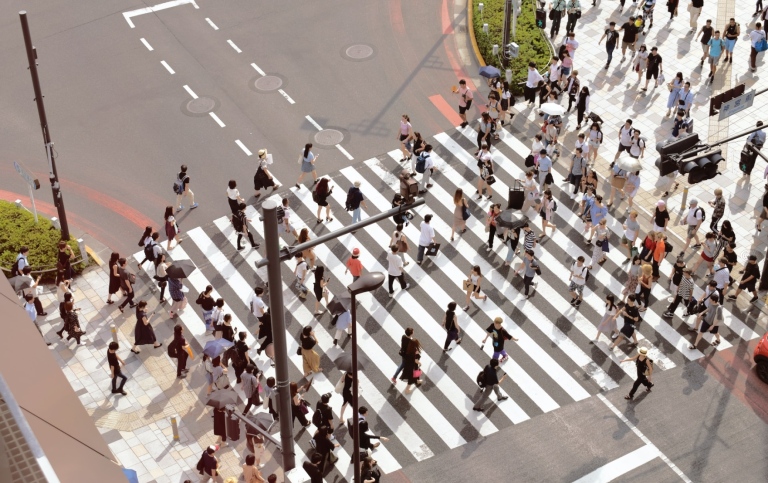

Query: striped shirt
[524,230,537,250]
[678,277,693,301]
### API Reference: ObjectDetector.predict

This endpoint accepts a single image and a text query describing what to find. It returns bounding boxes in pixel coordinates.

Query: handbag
[756,38,768,53]
[413,368,423,378]
[544,172,554,185]
[485,175,496,185]
[525,154,535,167]
[461,204,471,221]
[574,10,581,19]
[296,347,302,356]
[397,238,409,253]
[596,239,603,247]
[299,399,310,414]
[611,176,627,189]
[463,280,473,291]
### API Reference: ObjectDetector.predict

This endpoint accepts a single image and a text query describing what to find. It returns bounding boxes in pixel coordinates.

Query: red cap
[352,248,360,256]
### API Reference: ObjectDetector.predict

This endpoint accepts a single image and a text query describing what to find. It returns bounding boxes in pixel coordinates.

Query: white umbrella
[616,153,642,172]
[540,103,566,116]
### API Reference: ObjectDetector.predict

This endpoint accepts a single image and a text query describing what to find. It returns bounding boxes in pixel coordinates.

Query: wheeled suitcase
[399,170,419,203]
[507,180,525,210]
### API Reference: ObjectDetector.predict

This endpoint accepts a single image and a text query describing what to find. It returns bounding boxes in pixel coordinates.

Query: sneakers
[662,311,674,318]
[750,296,759,303]
[727,294,737,300]
[498,396,509,401]
[405,283,410,290]
[691,243,701,249]
[190,203,198,209]
[176,205,184,212]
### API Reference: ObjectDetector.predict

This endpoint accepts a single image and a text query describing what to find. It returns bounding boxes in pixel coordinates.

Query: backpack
[214,372,229,390]
[695,207,706,222]
[167,339,180,359]
[345,188,359,211]
[312,407,324,427]
[276,206,285,224]
[172,174,186,195]
[552,200,558,212]
[10,257,21,277]
[231,213,244,231]
[143,241,156,262]
[681,117,694,134]
[476,370,486,389]
[415,153,429,174]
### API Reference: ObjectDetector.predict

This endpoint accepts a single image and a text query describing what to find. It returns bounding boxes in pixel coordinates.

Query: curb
[85,245,104,266]
[467,0,486,67]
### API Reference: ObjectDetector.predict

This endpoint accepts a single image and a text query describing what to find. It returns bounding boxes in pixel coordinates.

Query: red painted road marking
[428,94,463,126]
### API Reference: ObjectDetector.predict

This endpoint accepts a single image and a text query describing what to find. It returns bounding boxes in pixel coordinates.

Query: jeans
[202,309,213,331]
[352,207,362,224]
[417,244,427,262]
[388,273,406,293]
[111,369,127,392]
[474,383,503,408]
[606,46,615,67]
[523,275,535,295]
[393,359,404,379]
[487,224,497,248]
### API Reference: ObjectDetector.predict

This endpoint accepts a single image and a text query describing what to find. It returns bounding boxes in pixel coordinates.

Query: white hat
[689,198,698,205]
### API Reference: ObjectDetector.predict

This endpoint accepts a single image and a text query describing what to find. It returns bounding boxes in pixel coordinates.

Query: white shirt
[24,302,36,322]
[423,155,435,171]
[248,292,267,317]
[283,206,293,225]
[571,263,587,285]
[549,64,561,82]
[686,207,703,226]
[619,126,634,146]
[565,38,580,60]
[750,29,766,47]
[629,137,645,157]
[532,140,545,155]
[295,261,308,282]
[419,222,435,246]
[526,69,544,88]
[387,252,404,276]
[226,187,240,200]
[575,139,589,156]
[713,266,730,289]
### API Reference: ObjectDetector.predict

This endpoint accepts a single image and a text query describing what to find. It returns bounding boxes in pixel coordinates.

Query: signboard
[13,161,40,190]
[718,89,756,121]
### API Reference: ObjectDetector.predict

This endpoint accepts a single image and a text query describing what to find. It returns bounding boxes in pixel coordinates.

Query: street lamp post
[348,272,385,483]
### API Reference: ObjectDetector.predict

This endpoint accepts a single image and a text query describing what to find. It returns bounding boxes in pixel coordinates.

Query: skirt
[108,275,121,295]
[624,274,639,294]
[597,313,618,334]
[620,323,636,338]
[301,161,314,173]
[302,348,321,374]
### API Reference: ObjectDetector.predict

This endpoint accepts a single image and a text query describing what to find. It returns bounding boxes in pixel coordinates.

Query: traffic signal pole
[19,11,70,240]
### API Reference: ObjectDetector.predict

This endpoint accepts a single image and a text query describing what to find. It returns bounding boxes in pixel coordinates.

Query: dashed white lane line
[183,85,198,99]
[250,63,265,76]
[278,89,295,104]
[205,18,219,30]
[227,40,242,53]
[597,394,692,483]
[209,112,226,128]
[235,140,252,156]
[304,115,323,131]
[336,144,354,160]
[140,38,153,51]
[160,60,175,74]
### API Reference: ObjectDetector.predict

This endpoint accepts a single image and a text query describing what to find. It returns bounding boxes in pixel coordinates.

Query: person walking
[663,267,694,317]
[106,252,123,305]
[476,144,495,201]
[610,295,641,348]
[568,147,587,197]
[131,300,162,354]
[213,406,228,446]
[651,200,670,232]
[242,454,266,483]
[585,195,608,243]
[293,253,310,300]
[386,245,409,297]
[681,199,704,253]
[613,120,635,162]
[568,256,588,308]
[689,294,723,349]
[463,265,488,311]
[549,0,567,39]
[540,189,557,236]
[599,22,620,70]
[300,326,320,376]
[164,206,181,250]
[691,232,718,276]
[454,79,474,128]
[233,203,259,250]
[593,295,620,343]
[297,229,316,271]
[303,453,324,483]
[61,300,84,345]
[515,249,540,298]
[620,212,641,262]
[155,253,170,303]
[619,17,640,61]
[171,324,190,378]
[623,347,654,400]
[486,203,501,251]
[296,143,319,189]
[587,122,603,164]
[708,189,725,233]
[390,224,409,265]
[482,317,518,362]
[168,277,188,319]
[749,23,766,72]
[344,247,364,282]
[689,0,704,31]
[174,164,198,212]
[136,227,153,266]
[400,338,424,392]
[564,70,580,112]
[346,181,368,225]
[696,19,714,65]
[391,327,414,384]
[641,47,663,91]
[291,380,312,428]
[417,214,436,265]
[575,87,590,129]
[472,358,509,412]
[442,302,462,351]
[313,178,334,223]
[397,114,414,162]
[116,258,136,313]
[107,342,128,395]
[415,145,435,194]
[241,365,262,414]
[633,44,650,82]
[226,180,245,215]
[312,265,329,315]
[11,246,30,277]
[665,72,684,116]
[565,0,581,33]
[197,446,224,483]
[728,254,761,303]
[524,62,545,105]
[231,331,251,383]
[197,285,216,332]
[476,113,493,153]
[723,18,740,63]
[254,149,280,198]
[337,372,355,423]
[451,189,469,242]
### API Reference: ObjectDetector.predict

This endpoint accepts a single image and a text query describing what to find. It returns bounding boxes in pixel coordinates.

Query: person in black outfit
[213,406,227,445]
[107,342,127,395]
[622,347,654,400]
[549,0,567,39]
[473,358,509,411]
[359,420,389,451]
[232,331,250,383]
[241,365,262,414]
[315,393,335,432]
[62,301,85,345]
[220,314,235,342]
[338,372,355,423]
[442,302,462,351]
[312,426,339,472]
[391,327,414,384]
[728,254,761,302]
[234,202,259,250]
[256,311,274,356]
[196,446,222,481]
[56,292,74,339]
[172,324,189,378]
[303,453,324,483]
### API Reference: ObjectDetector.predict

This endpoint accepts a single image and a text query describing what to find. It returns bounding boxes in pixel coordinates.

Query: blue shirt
[590,204,608,223]
[24,302,36,322]
[708,38,724,57]
[538,156,553,172]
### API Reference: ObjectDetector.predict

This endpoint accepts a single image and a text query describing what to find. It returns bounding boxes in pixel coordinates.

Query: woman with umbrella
[300,326,321,376]
[131,300,162,354]
[400,338,423,392]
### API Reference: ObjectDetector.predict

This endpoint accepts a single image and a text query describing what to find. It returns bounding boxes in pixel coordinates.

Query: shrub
[471,0,552,96]
[0,200,85,282]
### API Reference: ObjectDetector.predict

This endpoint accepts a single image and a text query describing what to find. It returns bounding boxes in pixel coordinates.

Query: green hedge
[0,200,85,282]
[472,0,552,96]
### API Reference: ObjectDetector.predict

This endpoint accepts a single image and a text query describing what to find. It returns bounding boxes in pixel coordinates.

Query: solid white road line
[304,115,323,131]
[123,0,198,28]
[598,394,692,483]
[251,63,266,76]
[160,61,175,74]
[209,112,226,128]
[227,39,242,53]
[572,444,660,483]
[140,38,153,51]
[182,85,198,99]
[278,89,296,104]
[336,144,354,160]
[205,18,219,30]
[235,140,252,156]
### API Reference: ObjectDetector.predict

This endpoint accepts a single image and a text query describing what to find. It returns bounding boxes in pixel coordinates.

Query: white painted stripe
[182,85,198,99]
[235,140,252,156]
[160,60,175,74]
[205,17,219,30]
[123,0,198,28]
[251,63,266,76]
[598,394,693,483]
[225,211,438,462]
[262,191,479,446]
[209,112,226,128]
[191,0,199,8]
[572,444,660,483]
[360,160,562,408]
[277,89,296,104]
[336,144,354,160]
[304,115,323,131]
[140,38,153,51]
[227,39,242,53]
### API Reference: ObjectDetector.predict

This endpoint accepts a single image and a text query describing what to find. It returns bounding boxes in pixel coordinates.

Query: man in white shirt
[575,133,589,157]
[417,214,436,265]
[293,253,309,298]
[23,293,51,346]
[748,121,766,150]
[628,129,646,159]
[248,286,268,322]
[417,145,435,194]
[613,119,635,162]
[525,62,544,104]
[386,245,409,296]
[681,198,703,252]
[749,23,766,72]
[712,257,730,296]
[281,197,299,241]
[568,256,588,307]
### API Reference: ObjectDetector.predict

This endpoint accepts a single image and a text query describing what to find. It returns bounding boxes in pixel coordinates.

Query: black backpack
[167,339,180,359]
[696,207,706,222]
[10,257,21,277]
[312,407,323,427]
[415,153,428,174]
[345,189,359,211]
[476,370,486,389]
[143,241,156,262]
[276,206,285,224]
[232,213,244,231]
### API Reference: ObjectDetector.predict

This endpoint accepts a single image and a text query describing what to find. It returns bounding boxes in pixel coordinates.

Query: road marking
[209,112,226,128]
[140,38,153,51]
[597,394,692,483]
[235,140,252,156]
[205,17,218,30]
[572,445,660,483]
[304,115,323,131]
[182,85,198,99]
[227,40,242,53]
[428,94,464,126]
[250,63,265,76]
[123,0,198,28]
[335,144,354,160]
[277,89,295,104]
[160,60,175,74]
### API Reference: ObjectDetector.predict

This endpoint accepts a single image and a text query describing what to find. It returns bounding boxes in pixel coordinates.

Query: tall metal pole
[262,199,295,471]
[351,293,361,483]
[19,11,70,240]
[501,0,512,68]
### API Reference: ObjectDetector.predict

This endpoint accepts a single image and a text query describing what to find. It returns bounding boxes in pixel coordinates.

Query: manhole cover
[187,97,215,114]
[315,129,344,145]
[346,44,374,59]
[255,76,283,91]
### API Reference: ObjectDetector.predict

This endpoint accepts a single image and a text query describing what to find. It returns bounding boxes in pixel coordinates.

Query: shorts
[621,40,635,51]
[561,66,572,77]
[701,253,714,263]
[617,143,631,154]
[621,235,636,246]
[646,68,659,80]
[708,53,720,65]
[399,134,409,142]
[739,280,757,292]
[700,321,719,334]
[701,42,710,54]
[724,38,736,52]
[589,140,600,149]
[686,224,699,239]
[568,281,584,294]
[459,100,473,114]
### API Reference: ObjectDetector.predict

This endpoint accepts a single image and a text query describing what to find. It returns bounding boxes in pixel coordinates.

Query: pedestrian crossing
[131,123,762,481]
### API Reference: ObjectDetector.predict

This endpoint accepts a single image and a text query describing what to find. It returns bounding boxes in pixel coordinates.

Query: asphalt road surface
[0,0,467,253]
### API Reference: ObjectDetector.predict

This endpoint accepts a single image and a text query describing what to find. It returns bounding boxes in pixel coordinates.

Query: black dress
[399,352,421,384]
[342,373,353,405]
[134,309,157,346]
[108,263,121,295]
[213,407,227,440]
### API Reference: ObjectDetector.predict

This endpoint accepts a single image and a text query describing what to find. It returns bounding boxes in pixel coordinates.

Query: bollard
[171,416,180,442]
[110,324,118,343]
[51,217,60,230]
[77,238,88,266]
[14,199,23,209]
[679,186,688,212]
